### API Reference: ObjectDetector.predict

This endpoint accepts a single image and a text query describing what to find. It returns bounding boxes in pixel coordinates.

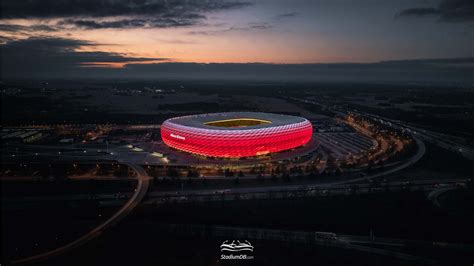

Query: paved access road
[12,163,150,265]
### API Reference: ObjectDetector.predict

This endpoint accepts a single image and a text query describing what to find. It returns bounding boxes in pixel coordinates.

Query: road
[0,111,442,264]
[342,135,425,183]
[138,178,467,206]
[427,186,458,208]
[159,223,439,264]
[3,178,467,209]
[5,127,425,185]
[344,108,474,161]
[289,96,473,160]
[11,163,150,265]
[338,234,474,250]
[306,134,425,186]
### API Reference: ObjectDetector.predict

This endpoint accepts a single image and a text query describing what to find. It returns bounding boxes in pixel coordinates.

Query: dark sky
[0,0,473,83]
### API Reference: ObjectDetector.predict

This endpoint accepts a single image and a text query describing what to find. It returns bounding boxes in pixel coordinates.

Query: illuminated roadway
[4,178,466,207]
[158,224,448,263]
[142,178,466,204]
[5,123,425,264]
[337,135,425,185]
[428,186,458,208]
[11,163,150,265]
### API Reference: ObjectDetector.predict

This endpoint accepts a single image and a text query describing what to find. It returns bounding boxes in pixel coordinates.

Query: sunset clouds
[0,0,472,77]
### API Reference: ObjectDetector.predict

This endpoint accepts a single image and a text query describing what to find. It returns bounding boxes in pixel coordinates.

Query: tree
[187,170,195,178]
[217,168,224,176]
[166,167,179,178]
[225,168,234,177]
[275,166,281,175]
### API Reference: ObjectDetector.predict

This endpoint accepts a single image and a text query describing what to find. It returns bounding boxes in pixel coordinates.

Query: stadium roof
[166,112,307,130]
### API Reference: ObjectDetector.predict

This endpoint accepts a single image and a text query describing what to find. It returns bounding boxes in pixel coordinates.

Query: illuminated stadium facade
[161,112,313,158]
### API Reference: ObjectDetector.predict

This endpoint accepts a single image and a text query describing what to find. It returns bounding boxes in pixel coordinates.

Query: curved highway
[428,186,457,208]
[11,163,150,265]
[7,129,425,264]
[328,134,426,186]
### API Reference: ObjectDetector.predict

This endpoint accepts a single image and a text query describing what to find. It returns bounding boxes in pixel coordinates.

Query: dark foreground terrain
[3,190,472,266]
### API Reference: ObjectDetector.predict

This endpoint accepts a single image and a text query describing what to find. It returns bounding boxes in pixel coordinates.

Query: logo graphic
[220,240,254,252]
[170,133,185,140]
[220,240,254,260]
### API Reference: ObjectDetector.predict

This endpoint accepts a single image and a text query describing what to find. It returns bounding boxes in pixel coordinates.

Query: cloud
[248,22,273,30]
[3,48,472,85]
[60,17,201,29]
[274,12,299,20]
[0,36,14,44]
[1,0,252,18]
[0,24,57,32]
[398,0,474,22]
[0,37,166,78]
[0,0,252,30]
[399,8,439,17]
[114,58,474,84]
[155,38,197,44]
[188,30,215,36]
[188,22,273,35]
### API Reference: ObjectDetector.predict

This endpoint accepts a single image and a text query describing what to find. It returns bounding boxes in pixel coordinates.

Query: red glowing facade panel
[161,113,313,158]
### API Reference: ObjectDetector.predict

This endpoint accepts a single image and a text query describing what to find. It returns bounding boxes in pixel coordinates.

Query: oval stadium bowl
[161,112,313,158]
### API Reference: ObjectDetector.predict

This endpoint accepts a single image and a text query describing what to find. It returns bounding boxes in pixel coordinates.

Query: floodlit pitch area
[161,112,313,158]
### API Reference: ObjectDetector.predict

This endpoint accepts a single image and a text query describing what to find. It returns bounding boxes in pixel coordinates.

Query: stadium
[161,112,313,158]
